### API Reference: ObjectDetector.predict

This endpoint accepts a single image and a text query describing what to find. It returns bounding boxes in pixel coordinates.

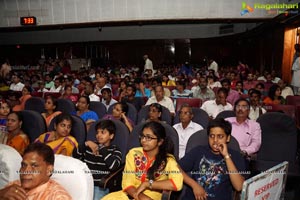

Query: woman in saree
[41,95,62,128]
[12,86,32,111]
[3,111,29,155]
[35,113,78,156]
[102,121,183,200]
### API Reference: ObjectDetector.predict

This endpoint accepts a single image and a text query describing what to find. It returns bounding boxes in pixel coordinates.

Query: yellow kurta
[102,147,183,200]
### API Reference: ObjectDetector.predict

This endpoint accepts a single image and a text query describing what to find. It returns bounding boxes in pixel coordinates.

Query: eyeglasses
[139,134,158,141]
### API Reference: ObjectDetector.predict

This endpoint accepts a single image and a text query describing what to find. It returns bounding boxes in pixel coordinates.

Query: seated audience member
[101,88,118,111]
[49,78,63,93]
[12,86,32,111]
[201,88,233,119]
[179,118,245,200]
[255,82,267,97]
[37,81,49,92]
[248,89,266,121]
[243,73,257,91]
[146,103,163,122]
[150,78,171,97]
[60,85,78,103]
[190,79,199,96]
[35,113,78,156]
[9,74,24,92]
[44,74,54,89]
[102,121,183,200]
[1,111,29,155]
[193,76,215,101]
[278,79,294,99]
[82,84,100,102]
[102,102,134,132]
[74,96,99,131]
[41,95,62,128]
[64,76,79,94]
[235,80,247,95]
[117,80,128,96]
[221,79,240,106]
[226,99,262,158]
[73,120,122,200]
[145,85,175,116]
[263,84,285,105]
[122,83,144,112]
[173,104,203,159]
[207,75,222,90]
[135,78,151,98]
[171,80,193,98]
[162,74,176,86]
[0,101,10,137]
[0,143,72,200]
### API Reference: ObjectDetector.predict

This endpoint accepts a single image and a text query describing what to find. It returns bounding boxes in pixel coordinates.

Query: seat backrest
[48,115,86,147]
[137,105,172,125]
[127,122,179,160]
[256,112,297,170]
[56,99,76,114]
[107,103,137,124]
[24,97,45,113]
[31,91,44,98]
[89,101,107,119]
[52,154,94,200]
[266,104,296,119]
[216,110,236,119]
[286,95,300,106]
[0,144,22,189]
[20,110,47,142]
[175,98,202,112]
[185,129,241,154]
[86,119,129,163]
[44,92,61,99]
[173,108,209,129]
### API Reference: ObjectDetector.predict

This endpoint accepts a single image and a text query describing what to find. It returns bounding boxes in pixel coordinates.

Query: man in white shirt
[173,104,203,159]
[248,89,266,121]
[49,78,62,93]
[82,84,100,102]
[145,85,175,116]
[95,77,111,95]
[101,88,118,111]
[201,87,233,119]
[278,79,294,99]
[143,55,153,72]
[208,59,219,77]
[9,75,24,91]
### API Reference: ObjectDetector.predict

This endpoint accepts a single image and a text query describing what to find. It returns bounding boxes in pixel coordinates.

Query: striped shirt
[73,144,122,186]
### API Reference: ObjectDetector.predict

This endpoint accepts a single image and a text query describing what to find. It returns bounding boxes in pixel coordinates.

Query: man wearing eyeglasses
[225,98,262,161]
[173,104,203,159]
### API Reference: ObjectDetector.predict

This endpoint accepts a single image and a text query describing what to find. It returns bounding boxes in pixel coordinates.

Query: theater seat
[0,144,22,189]
[52,154,94,200]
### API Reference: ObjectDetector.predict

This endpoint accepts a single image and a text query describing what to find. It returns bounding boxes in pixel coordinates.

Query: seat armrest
[98,163,125,191]
[161,190,172,200]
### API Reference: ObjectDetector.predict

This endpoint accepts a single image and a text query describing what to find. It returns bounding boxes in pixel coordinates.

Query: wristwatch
[149,179,154,189]
[224,154,231,160]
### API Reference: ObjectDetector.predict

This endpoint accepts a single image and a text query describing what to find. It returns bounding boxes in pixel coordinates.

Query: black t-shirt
[179,146,246,200]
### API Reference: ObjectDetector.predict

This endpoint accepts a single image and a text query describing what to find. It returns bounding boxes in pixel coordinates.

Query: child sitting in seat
[0,101,10,143]
[73,119,122,200]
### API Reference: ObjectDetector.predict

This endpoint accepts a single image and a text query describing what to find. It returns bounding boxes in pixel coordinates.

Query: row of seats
[11,109,300,199]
